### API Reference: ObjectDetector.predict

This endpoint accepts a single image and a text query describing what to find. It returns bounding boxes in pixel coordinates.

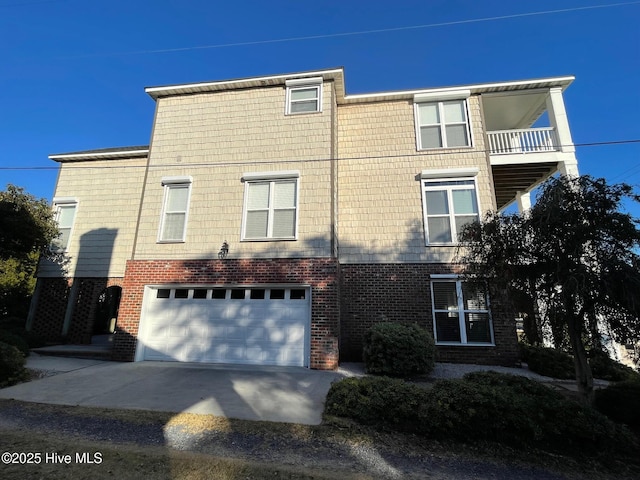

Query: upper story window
[414,93,472,150]
[158,176,192,243]
[242,171,299,241]
[421,169,480,245]
[285,77,322,115]
[51,198,77,252]
[431,277,493,345]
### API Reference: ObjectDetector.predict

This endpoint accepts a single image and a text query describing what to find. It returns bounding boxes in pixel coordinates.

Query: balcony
[481,86,578,210]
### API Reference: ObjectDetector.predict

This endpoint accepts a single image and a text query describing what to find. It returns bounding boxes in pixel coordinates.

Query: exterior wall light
[218,241,229,259]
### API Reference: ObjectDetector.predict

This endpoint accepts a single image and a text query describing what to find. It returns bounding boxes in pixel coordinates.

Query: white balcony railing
[487,127,559,155]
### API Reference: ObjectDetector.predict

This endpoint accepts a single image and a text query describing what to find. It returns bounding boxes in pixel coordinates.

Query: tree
[458,175,640,404]
[0,185,60,319]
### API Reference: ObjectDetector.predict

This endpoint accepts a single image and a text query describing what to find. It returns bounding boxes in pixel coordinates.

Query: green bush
[363,322,435,377]
[0,341,27,387]
[523,345,574,379]
[588,350,640,382]
[0,330,30,357]
[325,376,430,432]
[325,371,638,459]
[595,381,640,433]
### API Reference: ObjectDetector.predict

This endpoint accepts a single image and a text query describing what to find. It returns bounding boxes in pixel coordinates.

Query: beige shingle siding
[39,157,146,277]
[133,82,335,260]
[337,95,494,264]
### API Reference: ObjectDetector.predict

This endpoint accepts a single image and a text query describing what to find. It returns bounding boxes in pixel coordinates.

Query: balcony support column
[516,191,532,213]
[546,88,575,155]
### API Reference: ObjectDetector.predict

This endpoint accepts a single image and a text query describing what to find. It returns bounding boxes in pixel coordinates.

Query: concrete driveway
[0,355,345,425]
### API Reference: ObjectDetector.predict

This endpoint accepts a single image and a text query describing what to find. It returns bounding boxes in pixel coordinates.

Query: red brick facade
[339,264,519,366]
[113,258,340,369]
[30,277,123,344]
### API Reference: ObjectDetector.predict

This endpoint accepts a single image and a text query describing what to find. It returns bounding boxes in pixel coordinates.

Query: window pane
[193,289,208,299]
[425,190,449,215]
[455,215,478,237]
[211,289,226,299]
[272,209,295,237]
[57,205,76,227]
[418,103,439,124]
[54,228,71,250]
[247,183,270,209]
[452,189,478,215]
[290,101,318,113]
[250,289,266,299]
[445,124,469,147]
[290,289,306,300]
[432,282,458,310]
[162,212,185,240]
[462,283,488,310]
[420,126,442,148]
[428,217,452,243]
[167,186,189,211]
[443,100,465,123]
[269,289,285,299]
[273,181,296,208]
[231,289,245,299]
[465,313,491,343]
[175,289,189,299]
[245,210,268,238]
[291,88,318,101]
[435,312,461,342]
[156,289,170,299]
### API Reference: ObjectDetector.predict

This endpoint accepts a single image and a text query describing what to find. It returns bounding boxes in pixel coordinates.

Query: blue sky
[1,0,639,215]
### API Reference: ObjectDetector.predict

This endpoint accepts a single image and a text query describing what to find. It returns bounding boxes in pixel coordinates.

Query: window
[431,279,493,344]
[51,200,77,252]
[285,77,322,114]
[242,176,298,240]
[415,99,471,149]
[422,178,479,244]
[158,178,192,242]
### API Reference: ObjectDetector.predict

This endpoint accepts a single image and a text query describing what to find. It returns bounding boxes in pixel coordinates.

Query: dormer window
[285,77,322,115]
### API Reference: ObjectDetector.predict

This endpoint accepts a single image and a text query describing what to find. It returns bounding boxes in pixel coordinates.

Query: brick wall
[30,277,123,344]
[114,258,340,369]
[29,277,70,342]
[340,264,519,366]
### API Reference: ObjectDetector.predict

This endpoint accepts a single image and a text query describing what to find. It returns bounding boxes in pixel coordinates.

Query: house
[27,67,579,370]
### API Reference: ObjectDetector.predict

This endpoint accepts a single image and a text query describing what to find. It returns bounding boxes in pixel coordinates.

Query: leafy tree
[0,185,60,319]
[458,175,640,404]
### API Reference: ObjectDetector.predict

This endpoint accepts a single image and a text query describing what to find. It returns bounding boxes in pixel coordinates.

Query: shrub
[595,381,640,433]
[325,376,430,433]
[363,322,435,377]
[324,371,639,459]
[0,341,27,387]
[0,330,30,357]
[588,350,640,382]
[524,345,574,379]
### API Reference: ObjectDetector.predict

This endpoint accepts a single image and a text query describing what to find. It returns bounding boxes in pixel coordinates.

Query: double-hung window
[158,177,192,243]
[285,77,322,115]
[421,175,480,245]
[242,171,299,240]
[415,97,471,150]
[51,198,77,252]
[431,277,493,344]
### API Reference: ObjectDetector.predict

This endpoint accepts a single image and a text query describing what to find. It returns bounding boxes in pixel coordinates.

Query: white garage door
[138,286,310,367]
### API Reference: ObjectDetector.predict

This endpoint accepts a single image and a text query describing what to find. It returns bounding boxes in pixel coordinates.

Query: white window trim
[241,173,300,241]
[51,198,78,252]
[430,276,494,346]
[285,77,323,115]
[157,180,192,243]
[414,97,473,150]
[421,175,481,246]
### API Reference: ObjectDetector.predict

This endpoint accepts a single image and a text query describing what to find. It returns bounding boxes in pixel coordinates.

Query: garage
[136,285,311,367]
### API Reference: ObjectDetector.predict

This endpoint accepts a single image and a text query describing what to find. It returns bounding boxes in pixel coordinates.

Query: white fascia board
[49,149,149,161]
[242,170,300,182]
[421,167,479,179]
[145,69,343,98]
[343,76,575,103]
